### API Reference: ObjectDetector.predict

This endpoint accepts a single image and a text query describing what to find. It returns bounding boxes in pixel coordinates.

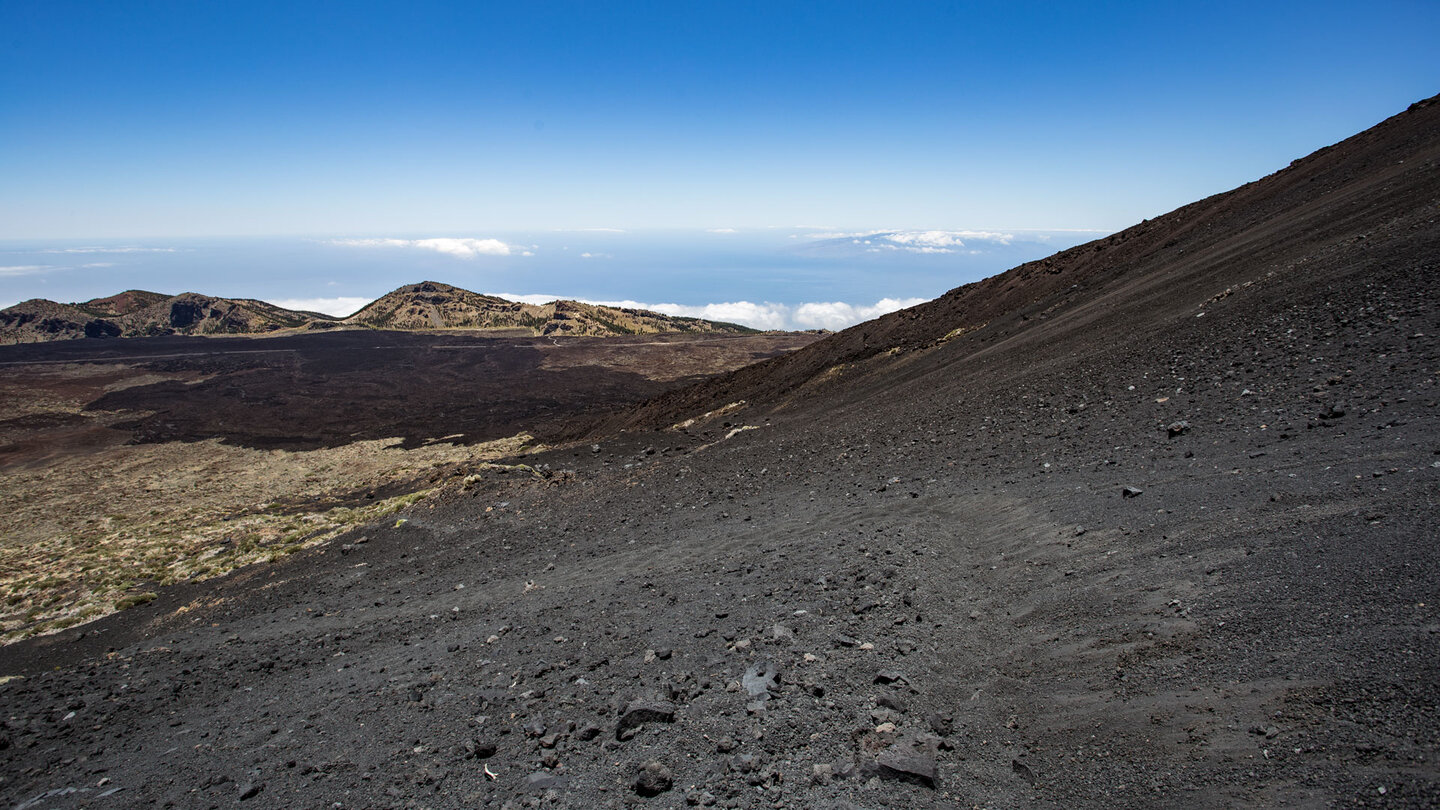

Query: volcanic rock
[616,699,676,739]
[632,760,673,796]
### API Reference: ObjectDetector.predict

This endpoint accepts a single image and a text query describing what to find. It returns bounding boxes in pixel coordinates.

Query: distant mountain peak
[343,282,752,336]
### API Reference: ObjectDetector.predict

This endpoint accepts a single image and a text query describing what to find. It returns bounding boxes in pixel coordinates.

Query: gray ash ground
[2,99,1439,808]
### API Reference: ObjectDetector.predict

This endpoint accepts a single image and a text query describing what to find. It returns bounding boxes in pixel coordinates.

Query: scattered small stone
[876,694,907,713]
[1166,420,1191,438]
[237,782,264,801]
[834,634,859,647]
[1122,486,1144,498]
[812,762,834,785]
[873,670,907,685]
[729,753,760,774]
[871,708,902,725]
[685,788,717,806]
[926,712,953,736]
[874,732,941,788]
[1012,758,1037,785]
[575,723,601,742]
[616,699,677,740]
[742,660,781,697]
[525,772,567,791]
[633,760,673,797]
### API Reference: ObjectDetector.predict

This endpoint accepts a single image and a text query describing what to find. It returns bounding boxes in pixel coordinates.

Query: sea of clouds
[264,293,928,331]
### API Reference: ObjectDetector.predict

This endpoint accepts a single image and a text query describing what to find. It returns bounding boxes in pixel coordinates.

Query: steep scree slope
[572,94,1439,439]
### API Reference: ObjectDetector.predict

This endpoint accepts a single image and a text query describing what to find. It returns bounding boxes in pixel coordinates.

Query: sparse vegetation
[113,592,157,610]
[0,368,536,643]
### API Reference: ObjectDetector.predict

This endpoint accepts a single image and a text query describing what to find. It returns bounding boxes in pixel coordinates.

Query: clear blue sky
[3,1,1436,239]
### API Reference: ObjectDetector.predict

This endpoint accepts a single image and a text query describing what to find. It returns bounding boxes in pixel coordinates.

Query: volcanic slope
[1,97,1438,809]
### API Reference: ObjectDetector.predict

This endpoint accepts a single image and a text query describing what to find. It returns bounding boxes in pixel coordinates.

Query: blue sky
[1,1,1437,327]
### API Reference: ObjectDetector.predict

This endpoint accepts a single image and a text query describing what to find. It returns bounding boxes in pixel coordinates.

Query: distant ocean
[0,228,1103,330]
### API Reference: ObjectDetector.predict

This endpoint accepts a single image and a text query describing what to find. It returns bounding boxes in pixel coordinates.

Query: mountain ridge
[0,280,760,343]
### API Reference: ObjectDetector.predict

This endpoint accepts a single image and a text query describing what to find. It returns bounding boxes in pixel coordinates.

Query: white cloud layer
[0,265,54,276]
[265,296,373,317]
[486,293,929,331]
[40,246,179,254]
[331,237,519,258]
[799,229,1015,254]
[792,297,930,330]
